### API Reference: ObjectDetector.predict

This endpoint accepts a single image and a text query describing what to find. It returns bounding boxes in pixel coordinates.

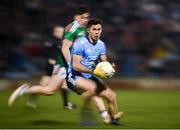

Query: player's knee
[88,84,96,96]
[39,82,47,87]
[88,88,96,96]
[43,88,55,96]
[108,91,117,102]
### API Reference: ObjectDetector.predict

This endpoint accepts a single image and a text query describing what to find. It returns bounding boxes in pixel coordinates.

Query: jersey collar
[73,21,80,27]
[86,36,97,45]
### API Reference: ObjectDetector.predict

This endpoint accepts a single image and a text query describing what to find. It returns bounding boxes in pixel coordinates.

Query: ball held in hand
[96,61,115,78]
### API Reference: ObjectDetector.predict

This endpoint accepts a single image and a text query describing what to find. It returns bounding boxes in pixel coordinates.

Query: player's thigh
[76,77,96,92]
[39,75,50,86]
[90,77,107,94]
[46,75,64,91]
[47,65,66,88]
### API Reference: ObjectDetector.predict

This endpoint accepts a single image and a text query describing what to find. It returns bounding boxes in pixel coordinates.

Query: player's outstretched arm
[61,39,73,64]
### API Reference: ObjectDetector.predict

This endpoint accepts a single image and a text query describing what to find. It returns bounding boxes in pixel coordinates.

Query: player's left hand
[111,62,116,75]
[111,62,116,68]
[92,65,108,78]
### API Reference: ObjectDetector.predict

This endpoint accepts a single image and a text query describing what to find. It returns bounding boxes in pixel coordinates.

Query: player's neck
[87,36,97,44]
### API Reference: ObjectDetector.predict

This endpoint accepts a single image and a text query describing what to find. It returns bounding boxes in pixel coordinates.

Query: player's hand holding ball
[92,61,115,78]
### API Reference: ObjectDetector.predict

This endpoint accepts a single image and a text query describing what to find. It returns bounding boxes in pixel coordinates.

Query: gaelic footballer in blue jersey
[67,19,124,125]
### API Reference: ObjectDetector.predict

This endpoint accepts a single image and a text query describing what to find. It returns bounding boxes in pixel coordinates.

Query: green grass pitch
[0,89,180,129]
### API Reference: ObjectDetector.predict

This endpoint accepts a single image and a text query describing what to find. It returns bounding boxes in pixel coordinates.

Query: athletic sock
[100,110,109,119]
[61,89,68,106]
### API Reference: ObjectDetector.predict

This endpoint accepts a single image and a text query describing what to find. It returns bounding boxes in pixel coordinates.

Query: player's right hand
[48,58,56,65]
[92,65,107,78]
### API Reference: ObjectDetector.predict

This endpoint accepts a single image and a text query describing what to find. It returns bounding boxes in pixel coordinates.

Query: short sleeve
[63,22,79,41]
[72,38,84,55]
[100,42,106,56]
[63,32,75,42]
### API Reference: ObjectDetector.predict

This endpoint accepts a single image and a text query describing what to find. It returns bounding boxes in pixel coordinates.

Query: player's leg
[26,75,51,108]
[90,77,111,123]
[67,73,110,124]
[99,87,124,125]
[61,82,69,108]
[76,77,96,99]
[66,73,97,106]
[8,76,64,107]
[27,65,75,109]
[25,75,64,95]
[39,75,51,86]
[26,61,53,108]
[27,66,66,95]
[100,88,118,116]
[8,83,30,106]
[8,67,66,107]
[92,96,111,124]
[91,77,124,124]
[60,81,75,110]
[92,96,106,113]
[74,77,97,125]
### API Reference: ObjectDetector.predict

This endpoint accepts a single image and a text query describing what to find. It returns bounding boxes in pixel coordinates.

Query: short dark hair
[75,5,89,15]
[87,19,103,29]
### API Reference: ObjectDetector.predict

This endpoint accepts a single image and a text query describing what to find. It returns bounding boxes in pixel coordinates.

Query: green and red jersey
[55,21,86,67]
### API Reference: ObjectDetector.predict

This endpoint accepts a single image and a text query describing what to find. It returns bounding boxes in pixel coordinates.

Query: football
[96,61,115,78]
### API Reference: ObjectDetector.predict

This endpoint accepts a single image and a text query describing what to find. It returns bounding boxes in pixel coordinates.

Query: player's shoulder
[97,39,105,45]
[65,21,80,33]
[76,36,88,45]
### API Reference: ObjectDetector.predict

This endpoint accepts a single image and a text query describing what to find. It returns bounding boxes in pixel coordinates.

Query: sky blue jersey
[68,36,106,79]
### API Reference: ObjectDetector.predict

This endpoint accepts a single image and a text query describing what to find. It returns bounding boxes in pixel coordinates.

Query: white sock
[20,86,29,95]
[100,111,109,119]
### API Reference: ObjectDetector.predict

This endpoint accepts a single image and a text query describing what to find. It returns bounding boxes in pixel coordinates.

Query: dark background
[1,0,180,78]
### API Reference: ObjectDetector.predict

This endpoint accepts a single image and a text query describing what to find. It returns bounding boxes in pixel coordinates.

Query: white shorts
[52,65,66,79]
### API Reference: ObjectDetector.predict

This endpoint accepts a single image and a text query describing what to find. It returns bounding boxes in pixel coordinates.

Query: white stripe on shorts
[52,65,66,79]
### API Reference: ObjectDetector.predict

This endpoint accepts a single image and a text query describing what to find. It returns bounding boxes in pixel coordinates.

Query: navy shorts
[66,72,107,95]
[66,72,81,94]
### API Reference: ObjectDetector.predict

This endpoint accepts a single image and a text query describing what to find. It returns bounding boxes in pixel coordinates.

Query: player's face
[53,26,64,39]
[77,13,90,27]
[88,24,102,42]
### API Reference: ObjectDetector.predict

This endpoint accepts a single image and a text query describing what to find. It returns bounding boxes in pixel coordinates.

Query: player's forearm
[61,48,71,64]
[73,62,92,73]
[48,58,56,65]
[100,54,108,62]
[61,39,73,64]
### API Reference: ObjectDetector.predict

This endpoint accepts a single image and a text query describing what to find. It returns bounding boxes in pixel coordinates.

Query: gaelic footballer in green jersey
[8,6,90,111]
[55,21,86,68]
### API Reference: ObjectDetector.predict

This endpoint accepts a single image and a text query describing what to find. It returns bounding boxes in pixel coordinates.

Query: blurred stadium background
[0,0,180,129]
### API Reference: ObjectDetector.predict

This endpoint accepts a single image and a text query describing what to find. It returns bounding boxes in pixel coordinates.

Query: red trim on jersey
[65,24,71,32]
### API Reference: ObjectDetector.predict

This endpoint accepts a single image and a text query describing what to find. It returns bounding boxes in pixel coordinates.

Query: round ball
[96,61,115,78]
